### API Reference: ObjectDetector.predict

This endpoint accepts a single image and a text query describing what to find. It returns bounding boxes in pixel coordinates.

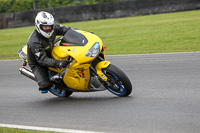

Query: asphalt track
[0,52,200,133]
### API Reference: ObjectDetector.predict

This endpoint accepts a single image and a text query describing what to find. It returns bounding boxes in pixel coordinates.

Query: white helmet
[35,11,54,38]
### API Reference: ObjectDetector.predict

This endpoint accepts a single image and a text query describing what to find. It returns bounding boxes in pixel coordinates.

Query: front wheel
[103,64,132,97]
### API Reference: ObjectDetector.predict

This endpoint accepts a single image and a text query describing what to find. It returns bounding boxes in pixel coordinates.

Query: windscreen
[61,28,88,46]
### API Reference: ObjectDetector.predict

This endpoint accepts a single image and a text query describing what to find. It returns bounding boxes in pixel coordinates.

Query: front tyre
[103,64,132,97]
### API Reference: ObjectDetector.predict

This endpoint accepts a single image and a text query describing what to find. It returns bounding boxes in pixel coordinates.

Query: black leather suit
[27,24,71,90]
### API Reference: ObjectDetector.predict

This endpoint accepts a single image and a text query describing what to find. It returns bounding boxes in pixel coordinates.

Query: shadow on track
[30,94,134,109]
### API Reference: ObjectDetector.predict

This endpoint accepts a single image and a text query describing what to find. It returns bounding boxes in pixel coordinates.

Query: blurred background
[1,0,200,29]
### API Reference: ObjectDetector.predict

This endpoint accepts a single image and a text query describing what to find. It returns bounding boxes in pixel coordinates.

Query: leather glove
[59,60,69,69]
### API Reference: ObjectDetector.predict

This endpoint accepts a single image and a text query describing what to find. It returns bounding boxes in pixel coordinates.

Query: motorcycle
[18,28,132,97]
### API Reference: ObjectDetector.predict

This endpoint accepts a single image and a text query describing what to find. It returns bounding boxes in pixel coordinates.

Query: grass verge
[0,10,200,60]
[0,127,56,133]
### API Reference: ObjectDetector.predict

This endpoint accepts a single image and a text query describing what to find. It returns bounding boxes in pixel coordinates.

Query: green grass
[0,10,200,60]
[0,127,56,133]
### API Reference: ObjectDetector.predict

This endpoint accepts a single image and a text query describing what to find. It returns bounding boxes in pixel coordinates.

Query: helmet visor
[40,24,54,33]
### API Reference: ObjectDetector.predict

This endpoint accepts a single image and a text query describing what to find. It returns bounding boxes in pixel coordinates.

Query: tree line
[0,0,120,14]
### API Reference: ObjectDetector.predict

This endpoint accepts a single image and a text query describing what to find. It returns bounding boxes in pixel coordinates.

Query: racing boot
[39,82,52,94]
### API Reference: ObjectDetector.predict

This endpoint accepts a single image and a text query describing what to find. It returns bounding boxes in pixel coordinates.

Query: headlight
[85,42,100,57]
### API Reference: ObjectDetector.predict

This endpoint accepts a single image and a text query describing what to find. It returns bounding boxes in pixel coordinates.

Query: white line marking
[106,51,200,57]
[0,59,22,61]
[1,52,200,62]
[0,123,103,133]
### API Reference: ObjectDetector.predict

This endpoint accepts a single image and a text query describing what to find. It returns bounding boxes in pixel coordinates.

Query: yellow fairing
[95,61,111,81]
[48,67,64,74]
[51,30,103,64]
[21,45,28,62]
[63,62,91,91]
[22,45,28,55]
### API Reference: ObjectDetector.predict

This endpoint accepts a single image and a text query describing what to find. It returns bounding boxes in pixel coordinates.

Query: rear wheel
[103,64,132,97]
[49,72,73,98]
[49,88,73,97]
[49,83,73,97]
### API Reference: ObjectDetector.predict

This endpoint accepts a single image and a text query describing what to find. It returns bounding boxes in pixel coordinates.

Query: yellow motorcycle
[18,29,132,97]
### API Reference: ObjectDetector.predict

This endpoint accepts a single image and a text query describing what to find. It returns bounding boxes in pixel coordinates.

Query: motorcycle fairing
[51,30,103,64]
[18,45,28,62]
[62,62,91,91]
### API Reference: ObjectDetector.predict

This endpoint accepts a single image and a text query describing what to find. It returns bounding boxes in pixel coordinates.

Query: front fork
[90,60,111,85]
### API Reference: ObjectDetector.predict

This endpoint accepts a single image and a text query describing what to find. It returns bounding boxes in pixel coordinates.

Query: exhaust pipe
[19,67,36,81]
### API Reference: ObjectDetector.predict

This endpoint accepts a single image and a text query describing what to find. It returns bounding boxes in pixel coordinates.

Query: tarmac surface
[0,52,200,133]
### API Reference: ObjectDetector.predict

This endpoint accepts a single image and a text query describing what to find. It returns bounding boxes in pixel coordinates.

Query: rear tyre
[49,73,73,98]
[49,88,73,97]
[49,84,73,97]
[103,64,132,97]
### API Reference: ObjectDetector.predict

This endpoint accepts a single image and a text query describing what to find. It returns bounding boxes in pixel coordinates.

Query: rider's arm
[54,24,71,36]
[29,43,60,68]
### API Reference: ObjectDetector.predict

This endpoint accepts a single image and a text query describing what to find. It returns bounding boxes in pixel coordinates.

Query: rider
[27,11,71,93]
